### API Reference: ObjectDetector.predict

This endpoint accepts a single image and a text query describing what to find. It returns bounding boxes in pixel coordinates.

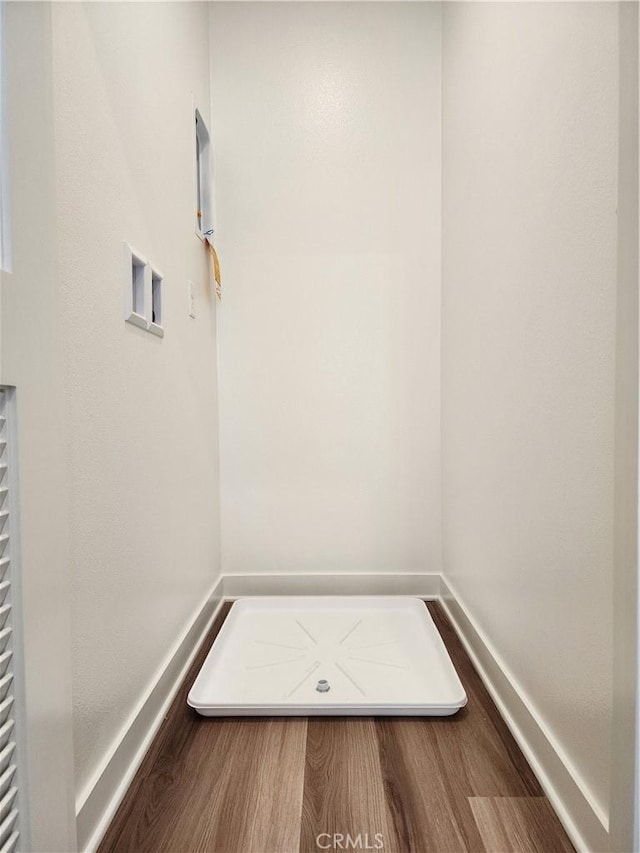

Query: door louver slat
[0,700,13,731]
[0,745,15,779]
[0,789,17,826]
[0,656,12,681]
[0,809,18,848]
[0,722,14,755]
[0,676,13,705]
[0,633,11,659]
[0,767,16,804]
[0,831,18,853]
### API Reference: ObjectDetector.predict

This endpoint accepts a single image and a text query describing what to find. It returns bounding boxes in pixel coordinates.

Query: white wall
[441,0,618,831]
[210,2,442,578]
[49,1,221,812]
[2,4,77,849]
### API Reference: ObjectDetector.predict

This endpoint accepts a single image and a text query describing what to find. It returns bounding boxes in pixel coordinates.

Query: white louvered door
[0,388,28,853]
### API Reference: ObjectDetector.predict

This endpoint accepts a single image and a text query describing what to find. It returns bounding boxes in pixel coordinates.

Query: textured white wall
[441,1,618,823]
[50,3,221,801]
[210,2,442,578]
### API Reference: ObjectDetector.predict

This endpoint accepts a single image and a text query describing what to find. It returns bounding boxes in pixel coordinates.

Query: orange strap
[206,241,222,300]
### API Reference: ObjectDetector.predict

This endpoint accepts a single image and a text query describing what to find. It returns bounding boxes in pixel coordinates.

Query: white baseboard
[76,577,225,853]
[77,571,609,853]
[221,571,443,598]
[440,577,609,853]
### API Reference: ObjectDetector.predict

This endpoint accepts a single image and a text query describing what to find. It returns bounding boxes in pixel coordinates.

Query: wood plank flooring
[98,603,574,853]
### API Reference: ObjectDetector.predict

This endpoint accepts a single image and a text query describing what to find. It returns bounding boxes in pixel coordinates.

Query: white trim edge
[221,572,443,599]
[76,577,225,853]
[440,577,609,853]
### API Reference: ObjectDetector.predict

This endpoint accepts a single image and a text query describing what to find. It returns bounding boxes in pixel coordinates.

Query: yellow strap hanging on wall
[205,239,222,301]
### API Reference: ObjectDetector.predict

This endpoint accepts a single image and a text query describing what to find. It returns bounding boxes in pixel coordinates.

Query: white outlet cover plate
[188,597,467,716]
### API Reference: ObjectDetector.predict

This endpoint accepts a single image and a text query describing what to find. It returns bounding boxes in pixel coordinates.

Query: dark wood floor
[98,602,574,853]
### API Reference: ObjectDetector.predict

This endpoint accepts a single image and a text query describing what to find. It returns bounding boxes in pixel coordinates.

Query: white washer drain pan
[188,597,467,716]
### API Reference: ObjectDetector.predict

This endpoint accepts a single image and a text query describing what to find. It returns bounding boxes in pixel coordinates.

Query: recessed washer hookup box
[188,596,467,716]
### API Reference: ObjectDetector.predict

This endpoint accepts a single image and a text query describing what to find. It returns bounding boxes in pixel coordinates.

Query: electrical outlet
[188,280,196,319]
